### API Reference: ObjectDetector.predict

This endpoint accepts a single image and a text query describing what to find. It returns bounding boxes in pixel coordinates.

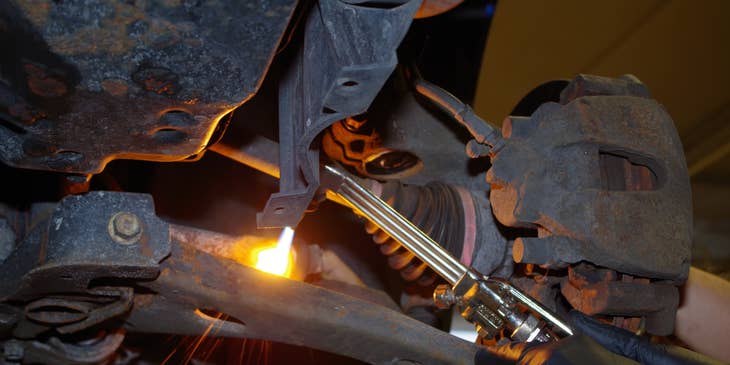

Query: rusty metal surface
[258,0,420,228]
[25,287,133,334]
[0,192,170,302]
[414,0,464,18]
[560,263,679,335]
[322,116,424,180]
[210,135,281,179]
[488,74,692,281]
[169,223,274,265]
[0,0,296,174]
[130,239,479,365]
[172,224,380,296]
[0,191,479,364]
[7,330,125,365]
[0,192,167,361]
[487,74,692,335]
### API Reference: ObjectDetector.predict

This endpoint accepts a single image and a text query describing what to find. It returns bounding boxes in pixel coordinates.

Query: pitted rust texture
[23,63,69,98]
[488,75,692,282]
[0,0,296,173]
[560,263,679,335]
[129,239,480,365]
[0,192,170,302]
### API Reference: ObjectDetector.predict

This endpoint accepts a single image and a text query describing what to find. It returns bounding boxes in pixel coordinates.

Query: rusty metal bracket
[258,0,421,228]
[24,287,133,335]
[0,191,170,304]
[0,191,479,364]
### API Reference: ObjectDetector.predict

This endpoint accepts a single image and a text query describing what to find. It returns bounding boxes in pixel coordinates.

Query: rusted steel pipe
[210,136,280,178]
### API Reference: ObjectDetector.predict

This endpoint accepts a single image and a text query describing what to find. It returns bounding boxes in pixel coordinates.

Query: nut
[109,212,142,245]
[432,284,456,309]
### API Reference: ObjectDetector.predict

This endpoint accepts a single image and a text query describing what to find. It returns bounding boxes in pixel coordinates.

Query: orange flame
[254,227,294,277]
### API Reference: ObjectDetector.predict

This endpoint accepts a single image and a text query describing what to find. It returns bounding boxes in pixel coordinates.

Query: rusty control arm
[0,191,482,365]
[128,238,480,365]
[323,165,573,342]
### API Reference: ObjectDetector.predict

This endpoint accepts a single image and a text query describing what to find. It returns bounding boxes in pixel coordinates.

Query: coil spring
[364,181,465,285]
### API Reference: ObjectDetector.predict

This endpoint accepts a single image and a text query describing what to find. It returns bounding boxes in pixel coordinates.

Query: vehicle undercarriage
[0,1,697,364]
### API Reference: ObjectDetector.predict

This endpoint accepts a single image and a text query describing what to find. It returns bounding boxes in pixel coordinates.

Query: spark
[183,311,222,364]
[254,226,294,277]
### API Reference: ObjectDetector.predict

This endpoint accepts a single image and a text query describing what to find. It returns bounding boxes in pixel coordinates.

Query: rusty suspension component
[487,74,691,335]
[212,134,480,284]
[322,115,423,180]
[0,191,481,365]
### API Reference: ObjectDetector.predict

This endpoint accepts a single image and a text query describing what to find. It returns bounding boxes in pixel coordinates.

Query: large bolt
[109,212,142,245]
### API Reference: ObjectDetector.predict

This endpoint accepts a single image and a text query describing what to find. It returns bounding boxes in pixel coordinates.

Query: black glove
[475,311,726,365]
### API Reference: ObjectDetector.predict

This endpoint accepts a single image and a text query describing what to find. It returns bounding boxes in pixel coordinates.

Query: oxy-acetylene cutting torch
[322,164,574,343]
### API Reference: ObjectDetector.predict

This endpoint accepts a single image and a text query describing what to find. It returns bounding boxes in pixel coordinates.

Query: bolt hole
[349,140,365,153]
[159,110,196,127]
[274,207,286,215]
[322,107,336,115]
[341,80,358,87]
[195,308,246,327]
[152,128,188,144]
[54,150,84,161]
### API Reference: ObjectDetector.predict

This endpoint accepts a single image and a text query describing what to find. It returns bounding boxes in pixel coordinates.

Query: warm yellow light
[254,227,294,277]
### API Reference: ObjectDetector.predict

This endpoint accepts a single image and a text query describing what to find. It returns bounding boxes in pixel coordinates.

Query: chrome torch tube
[323,165,467,285]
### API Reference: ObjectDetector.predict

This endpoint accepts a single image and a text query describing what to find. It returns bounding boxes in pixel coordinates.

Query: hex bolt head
[432,284,456,309]
[108,212,142,245]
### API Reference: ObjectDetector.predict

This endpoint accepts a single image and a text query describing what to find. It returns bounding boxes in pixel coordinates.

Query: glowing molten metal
[255,226,294,277]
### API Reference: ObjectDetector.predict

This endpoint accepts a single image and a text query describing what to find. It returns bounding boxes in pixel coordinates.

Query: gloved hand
[474,311,725,365]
